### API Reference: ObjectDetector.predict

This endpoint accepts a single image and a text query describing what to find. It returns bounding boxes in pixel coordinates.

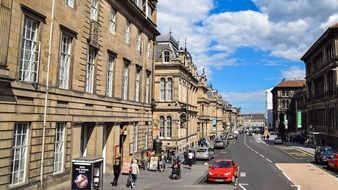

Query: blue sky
[157,0,338,113]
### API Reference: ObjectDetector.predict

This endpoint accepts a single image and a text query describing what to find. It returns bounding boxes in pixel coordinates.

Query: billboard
[296,111,302,128]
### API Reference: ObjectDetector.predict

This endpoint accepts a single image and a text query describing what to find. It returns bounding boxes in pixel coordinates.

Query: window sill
[9,181,28,190]
[53,171,66,176]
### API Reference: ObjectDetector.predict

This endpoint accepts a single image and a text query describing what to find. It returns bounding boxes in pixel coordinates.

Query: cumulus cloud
[281,66,305,80]
[221,90,266,113]
[157,0,338,70]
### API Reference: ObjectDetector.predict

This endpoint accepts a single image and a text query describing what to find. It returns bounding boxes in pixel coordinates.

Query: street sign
[296,111,302,128]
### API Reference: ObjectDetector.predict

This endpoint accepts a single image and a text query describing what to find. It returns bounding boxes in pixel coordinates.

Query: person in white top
[130,159,140,188]
[187,150,194,168]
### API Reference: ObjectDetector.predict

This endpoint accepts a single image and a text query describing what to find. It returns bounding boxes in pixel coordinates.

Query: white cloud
[157,0,338,69]
[321,14,338,29]
[221,90,266,113]
[281,66,305,80]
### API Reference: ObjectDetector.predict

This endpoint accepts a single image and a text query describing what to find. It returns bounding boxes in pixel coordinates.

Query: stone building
[196,72,210,139]
[289,87,307,133]
[153,33,199,153]
[206,89,223,136]
[271,79,306,133]
[0,0,159,189]
[301,23,338,147]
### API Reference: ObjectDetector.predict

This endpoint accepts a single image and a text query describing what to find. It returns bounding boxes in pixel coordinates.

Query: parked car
[207,159,238,183]
[228,134,235,140]
[327,153,338,171]
[195,147,214,160]
[274,137,283,144]
[314,146,333,164]
[214,138,226,149]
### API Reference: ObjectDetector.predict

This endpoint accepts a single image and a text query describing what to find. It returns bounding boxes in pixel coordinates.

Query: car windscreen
[215,139,222,142]
[213,161,232,168]
[196,149,207,152]
[321,147,332,155]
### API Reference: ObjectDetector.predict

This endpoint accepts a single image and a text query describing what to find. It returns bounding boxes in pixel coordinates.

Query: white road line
[266,158,273,163]
[275,164,293,182]
[238,183,249,190]
[291,185,301,190]
[254,151,258,154]
[282,172,292,182]
[259,154,265,158]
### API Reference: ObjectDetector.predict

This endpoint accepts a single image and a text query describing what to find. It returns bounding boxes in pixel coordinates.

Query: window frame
[85,47,96,94]
[163,50,170,63]
[58,33,72,89]
[159,116,165,138]
[64,0,74,8]
[166,116,172,138]
[19,16,41,83]
[90,0,98,21]
[136,30,142,52]
[109,8,116,35]
[167,78,172,101]
[135,68,141,102]
[147,39,151,58]
[106,54,115,97]
[145,72,150,103]
[11,123,29,185]
[122,61,130,100]
[53,122,66,174]
[125,20,131,44]
[160,78,166,101]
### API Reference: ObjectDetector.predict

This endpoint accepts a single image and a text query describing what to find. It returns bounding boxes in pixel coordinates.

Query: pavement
[103,158,234,190]
[253,134,315,155]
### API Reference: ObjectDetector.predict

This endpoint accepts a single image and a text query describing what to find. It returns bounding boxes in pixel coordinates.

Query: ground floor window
[11,123,29,185]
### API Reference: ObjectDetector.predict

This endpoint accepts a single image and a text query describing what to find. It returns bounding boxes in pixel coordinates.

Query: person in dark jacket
[111,160,121,186]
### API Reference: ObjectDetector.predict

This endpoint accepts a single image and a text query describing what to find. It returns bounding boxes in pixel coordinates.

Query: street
[104,134,338,190]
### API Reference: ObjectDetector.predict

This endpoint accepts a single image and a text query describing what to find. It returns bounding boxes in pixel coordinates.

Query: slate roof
[275,80,305,88]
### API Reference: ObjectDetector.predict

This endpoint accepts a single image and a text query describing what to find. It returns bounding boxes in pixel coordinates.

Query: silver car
[195,147,214,160]
[214,139,226,149]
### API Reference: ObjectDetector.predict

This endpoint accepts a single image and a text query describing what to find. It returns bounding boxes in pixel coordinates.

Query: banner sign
[297,111,302,128]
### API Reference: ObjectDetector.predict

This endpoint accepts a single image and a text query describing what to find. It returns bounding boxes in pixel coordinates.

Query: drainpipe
[41,0,55,188]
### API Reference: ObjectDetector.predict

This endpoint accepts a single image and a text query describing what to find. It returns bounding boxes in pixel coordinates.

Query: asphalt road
[195,134,314,190]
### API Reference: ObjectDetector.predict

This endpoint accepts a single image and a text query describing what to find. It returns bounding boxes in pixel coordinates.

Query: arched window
[167,78,172,101]
[160,78,165,101]
[166,116,172,138]
[159,116,165,137]
[163,50,170,63]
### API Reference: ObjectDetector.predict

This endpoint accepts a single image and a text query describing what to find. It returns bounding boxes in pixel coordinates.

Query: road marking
[291,185,301,190]
[259,154,265,158]
[282,172,292,182]
[275,164,293,182]
[238,183,249,190]
[240,172,246,177]
[266,158,273,163]
[254,151,258,154]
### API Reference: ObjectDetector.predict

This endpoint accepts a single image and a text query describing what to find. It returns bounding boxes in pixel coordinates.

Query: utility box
[72,157,103,190]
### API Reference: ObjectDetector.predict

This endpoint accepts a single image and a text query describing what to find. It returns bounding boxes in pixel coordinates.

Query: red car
[327,153,338,171]
[207,159,239,183]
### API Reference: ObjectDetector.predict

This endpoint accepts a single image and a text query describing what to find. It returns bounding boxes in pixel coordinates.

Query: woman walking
[130,159,140,188]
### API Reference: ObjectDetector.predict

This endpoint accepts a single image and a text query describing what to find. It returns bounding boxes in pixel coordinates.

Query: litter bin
[72,157,103,190]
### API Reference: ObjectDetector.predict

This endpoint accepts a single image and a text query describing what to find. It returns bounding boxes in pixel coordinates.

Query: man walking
[111,160,121,186]
[187,150,194,169]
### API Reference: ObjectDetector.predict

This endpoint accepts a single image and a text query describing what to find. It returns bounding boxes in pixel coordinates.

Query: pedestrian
[111,160,121,186]
[130,159,140,188]
[187,150,194,169]
[158,156,164,172]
